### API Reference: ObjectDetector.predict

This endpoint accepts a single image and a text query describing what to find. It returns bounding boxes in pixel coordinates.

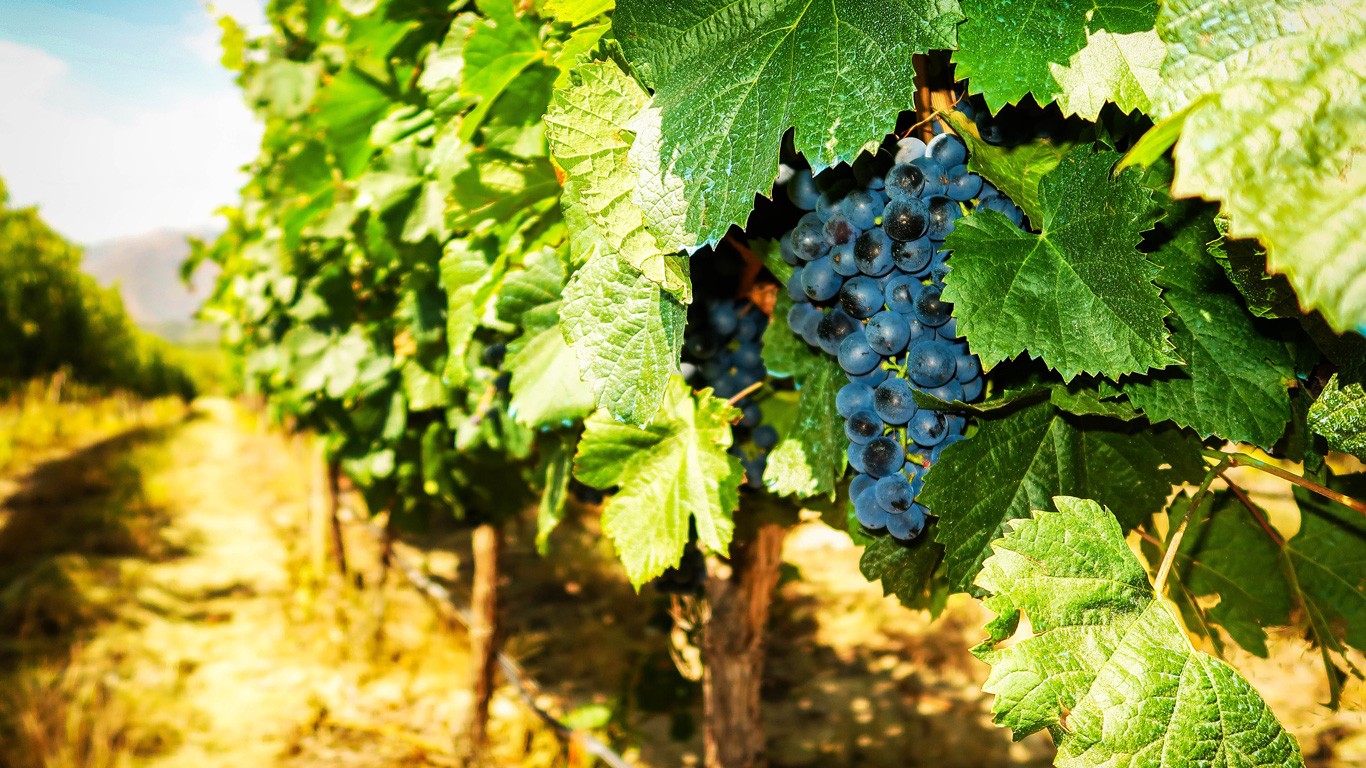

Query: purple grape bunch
[779,133,1024,541]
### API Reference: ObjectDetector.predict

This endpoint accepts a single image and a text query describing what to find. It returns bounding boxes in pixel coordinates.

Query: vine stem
[1203,448,1366,517]
[1154,455,1230,596]
[726,381,764,408]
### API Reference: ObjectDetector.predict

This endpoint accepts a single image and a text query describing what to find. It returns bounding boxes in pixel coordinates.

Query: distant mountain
[83,228,221,342]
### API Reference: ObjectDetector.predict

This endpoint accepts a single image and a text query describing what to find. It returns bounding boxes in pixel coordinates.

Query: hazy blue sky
[0,0,266,243]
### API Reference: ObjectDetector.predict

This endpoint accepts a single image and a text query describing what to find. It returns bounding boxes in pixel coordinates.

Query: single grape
[961,375,984,401]
[946,164,982,201]
[926,196,961,241]
[838,331,880,375]
[928,250,951,284]
[864,311,911,355]
[802,256,842,301]
[823,212,858,246]
[743,455,766,489]
[935,316,958,341]
[908,409,949,447]
[875,474,915,513]
[884,274,921,314]
[845,409,883,445]
[816,184,850,221]
[854,485,890,530]
[906,340,956,388]
[850,472,877,503]
[882,198,929,242]
[885,503,927,540]
[817,308,861,356]
[874,377,917,425]
[839,276,884,319]
[914,157,949,197]
[787,169,819,210]
[847,442,868,474]
[829,241,860,276]
[786,301,817,334]
[892,237,933,275]
[847,365,889,386]
[738,312,765,340]
[797,305,823,346]
[708,303,738,335]
[779,231,802,265]
[853,229,894,276]
[861,436,905,479]
[926,133,967,167]
[927,379,964,403]
[733,342,763,370]
[955,353,981,383]
[792,213,826,260]
[787,266,808,302]
[684,333,717,360]
[914,284,953,327]
[740,401,762,427]
[893,136,927,165]
[752,425,779,449]
[841,189,881,230]
[977,195,1024,227]
[836,382,875,418]
[884,161,926,199]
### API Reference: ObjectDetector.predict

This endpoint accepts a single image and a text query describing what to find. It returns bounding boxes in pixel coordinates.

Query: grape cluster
[781,134,1021,541]
[681,298,778,489]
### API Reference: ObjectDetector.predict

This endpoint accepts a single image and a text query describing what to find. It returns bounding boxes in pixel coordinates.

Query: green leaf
[613,0,963,247]
[458,0,546,141]
[1166,491,1292,657]
[1308,374,1366,459]
[1153,0,1366,332]
[439,239,504,389]
[943,111,1070,225]
[543,0,613,25]
[1119,212,1294,447]
[952,0,1162,119]
[1208,220,1301,321]
[313,67,390,178]
[924,400,1205,590]
[759,290,846,497]
[859,522,945,613]
[561,250,686,426]
[574,378,744,587]
[536,434,575,554]
[1286,475,1366,682]
[545,61,692,301]
[1048,383,1142,421]
[975,496,1304,767]
[943,148,1177,381]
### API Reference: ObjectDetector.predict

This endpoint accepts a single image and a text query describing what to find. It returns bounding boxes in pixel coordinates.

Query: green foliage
[943,148,1176,381]
[613,0,963,247]
[574,377,743,587]
[1151,0,1366,332]
[1308,374,1366,459]
[976,497,1304,767]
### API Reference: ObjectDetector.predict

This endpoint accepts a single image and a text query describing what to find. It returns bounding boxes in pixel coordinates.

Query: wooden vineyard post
[702,522,787,768]
[325,456,348,577]
[466,522,502,765]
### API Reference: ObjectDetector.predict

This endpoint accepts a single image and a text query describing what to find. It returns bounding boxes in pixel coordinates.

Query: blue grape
[946,164,982,201]
[848,365,889,387]
[914,157,949,197]
[839,276,884,319]
[797,306,822,346]
[845,409,883,445]
[841,189,881,230]
[892,237,933,275]
[733,342,763,370]
[738,312,766,340]
[978,195,1024,227]
[838,331,880,375]
[709,303,738,335]
[875,474,915,513]
[829,241,860,276]
[823,212,859,246]
[752,424,779,449]
[847,442,868,474]
[955,353,981,383]
[837,382,875,418]
[885,504,927,540]
[792,213,826,260]
[873,377,917,425]
[802,256,842,301]
[861,436,905,478]
[907,340,956,388]
[864,311,910,355]
[854,229,894,276]
[786,302,817,334]
[914,284,953,327]
[779,232,802,265]
[884,161,926,199]
[884,274,921,314]
[817,309,861,356]
[926,133,967,167]
[850,472,877,502]
[855,486,890,530]
[882,197,929,242]
[935,317,959,341]
[787,169,819,210]
[926,196,961,241]
[961,375,984,401]
[928,379,964,403]
[740,401,762,427]
[787,266,808,302]
[908,409,949,447]
[893,136,927,164]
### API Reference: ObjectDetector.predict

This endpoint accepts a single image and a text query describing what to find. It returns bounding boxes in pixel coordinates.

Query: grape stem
[726,381,764,408]
[1200,448,1366,517]
[1154,454,1230,597]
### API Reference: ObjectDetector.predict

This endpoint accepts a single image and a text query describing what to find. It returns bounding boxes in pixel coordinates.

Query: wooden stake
[325,456,348,577]
[702,522,787,768]
[466,523,502,765]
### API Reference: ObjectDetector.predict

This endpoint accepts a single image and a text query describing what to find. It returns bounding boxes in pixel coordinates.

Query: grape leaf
[943,111,1069,224]
[543,0,613,25]
[1119,212,1294,448]
[458,0,546,141]
[561,250,686,426]
[573,378,744,587]
[613,0,963,248]
[1152,0,1366,332]
[536,434,575,554]
[975,496,1305,767]
[502,251,597,428]
[439,239,506,389]
[760,291,846,497]
[1208,225,1301,321]
[1286,476,1366,690]
[952,0,1163,120]
[545,60,691,300]
[924,400,1205,590]
[943,148,1177,381]
[1308,374,1366,459]
[859,522,945,613]
[1048,383,1142,421]
[1165,491,1292,657]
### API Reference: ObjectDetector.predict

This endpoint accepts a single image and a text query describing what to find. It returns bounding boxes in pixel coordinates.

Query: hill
[83,229,220,342]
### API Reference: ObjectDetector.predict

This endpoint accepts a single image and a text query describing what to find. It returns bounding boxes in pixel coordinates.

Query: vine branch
[1203,448,1366,517]
[727,381,764,408]
[1154,455,1230,596]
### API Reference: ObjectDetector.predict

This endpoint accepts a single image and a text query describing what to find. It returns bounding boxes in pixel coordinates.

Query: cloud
[0,39,261,244]
[185,0,270,65]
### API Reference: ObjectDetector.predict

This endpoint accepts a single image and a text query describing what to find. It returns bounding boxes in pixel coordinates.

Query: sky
[0,0,268,244]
